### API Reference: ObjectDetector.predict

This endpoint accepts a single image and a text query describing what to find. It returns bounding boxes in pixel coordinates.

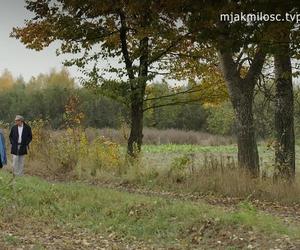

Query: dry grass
[86,127,235,145]
[121,153,300,205]
[182,168,300,204]
[1,123,299,205]
[8,151,300,205]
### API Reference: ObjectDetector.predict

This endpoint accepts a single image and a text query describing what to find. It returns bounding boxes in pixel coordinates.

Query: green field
[140,143,300,173]
[142,144,238,154]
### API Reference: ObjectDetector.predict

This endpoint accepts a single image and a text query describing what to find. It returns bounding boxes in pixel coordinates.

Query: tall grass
[122,153,300,204]
[1,121,299,205]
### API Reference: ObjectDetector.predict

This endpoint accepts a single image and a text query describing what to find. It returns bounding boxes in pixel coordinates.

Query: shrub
[27,120,123,178]
[168,154,194,183]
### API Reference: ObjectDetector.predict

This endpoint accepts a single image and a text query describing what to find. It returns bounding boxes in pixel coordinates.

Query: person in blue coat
[0,128,7,168]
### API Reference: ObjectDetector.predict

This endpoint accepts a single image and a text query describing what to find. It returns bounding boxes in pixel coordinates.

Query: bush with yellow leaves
[27,120,123,178]
[26,95,123,178]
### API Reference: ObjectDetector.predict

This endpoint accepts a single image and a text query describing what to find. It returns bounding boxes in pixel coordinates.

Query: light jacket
[0,129,7,165]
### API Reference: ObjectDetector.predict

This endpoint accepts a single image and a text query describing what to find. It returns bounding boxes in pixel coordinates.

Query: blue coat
[0,129,7,166]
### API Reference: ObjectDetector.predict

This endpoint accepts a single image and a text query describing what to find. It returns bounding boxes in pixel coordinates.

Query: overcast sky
[0,0,80,81]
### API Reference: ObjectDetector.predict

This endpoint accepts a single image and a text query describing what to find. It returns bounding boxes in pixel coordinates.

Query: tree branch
[217,50,241,83]
[144,86,202,102]
[119,11,135,81]
[148,32,191,65]
[245,46,267,83]
[143,97,204,112]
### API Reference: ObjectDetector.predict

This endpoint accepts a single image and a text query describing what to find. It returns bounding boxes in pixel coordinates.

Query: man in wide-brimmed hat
[9,115,32,176]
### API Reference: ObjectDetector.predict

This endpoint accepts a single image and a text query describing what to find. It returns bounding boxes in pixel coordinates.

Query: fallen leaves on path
[0,220,155,250]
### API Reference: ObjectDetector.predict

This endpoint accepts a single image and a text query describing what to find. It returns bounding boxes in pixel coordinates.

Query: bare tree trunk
[273,42,295,181]
[232,84,259,176]
[218,48,265,177]
[119,11,148,157]
[127,96,144,156]
[127,36,148,156]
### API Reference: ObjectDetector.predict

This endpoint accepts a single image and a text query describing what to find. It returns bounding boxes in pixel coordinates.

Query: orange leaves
[64,95,85,128]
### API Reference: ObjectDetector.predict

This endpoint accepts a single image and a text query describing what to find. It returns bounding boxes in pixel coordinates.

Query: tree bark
[273,42,295,181]
[127,36,148,156]
[119,11,149,157]
[218,48,265,177]
[127,97,144,156]
[232,83,259,176]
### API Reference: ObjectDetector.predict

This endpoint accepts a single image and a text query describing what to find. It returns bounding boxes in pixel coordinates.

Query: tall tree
[180,1,268,176]
[217,42,266,177]
[12,0,191,156]
[273,24,295,181]
[260,0,298,181]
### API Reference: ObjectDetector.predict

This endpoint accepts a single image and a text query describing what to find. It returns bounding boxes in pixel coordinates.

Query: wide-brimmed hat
[15,115,24,121]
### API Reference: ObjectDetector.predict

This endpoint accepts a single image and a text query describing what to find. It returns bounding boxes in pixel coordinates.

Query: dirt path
[84,180,300,225]
[0,220,156,250]
[1,219,299,250]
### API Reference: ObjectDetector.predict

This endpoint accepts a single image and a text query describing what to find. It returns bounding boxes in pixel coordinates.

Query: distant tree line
[0,69,207,130]
[3,68,300,141]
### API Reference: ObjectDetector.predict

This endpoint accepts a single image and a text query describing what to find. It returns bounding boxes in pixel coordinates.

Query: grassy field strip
[142,143,300,156]
[141,144,300,171]
[142,144,238,154]
[0,172,299,249]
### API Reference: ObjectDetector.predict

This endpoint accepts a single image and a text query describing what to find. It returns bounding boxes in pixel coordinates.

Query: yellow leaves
[205,64,228,102]
[28,117,122,175]
[144,65,228,111]
[199,85,228,106]
[97,140,121,170]
[77,134,122,175]
[103,33,120,50]
[27,68,75,91]
[27,119,50,160]
[0,69,14,91]
[185,64,228,106]
[65,128,123,173]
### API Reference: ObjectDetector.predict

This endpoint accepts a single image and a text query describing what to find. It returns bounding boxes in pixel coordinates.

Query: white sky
[0,0,81,81]
[0,0,163,84]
